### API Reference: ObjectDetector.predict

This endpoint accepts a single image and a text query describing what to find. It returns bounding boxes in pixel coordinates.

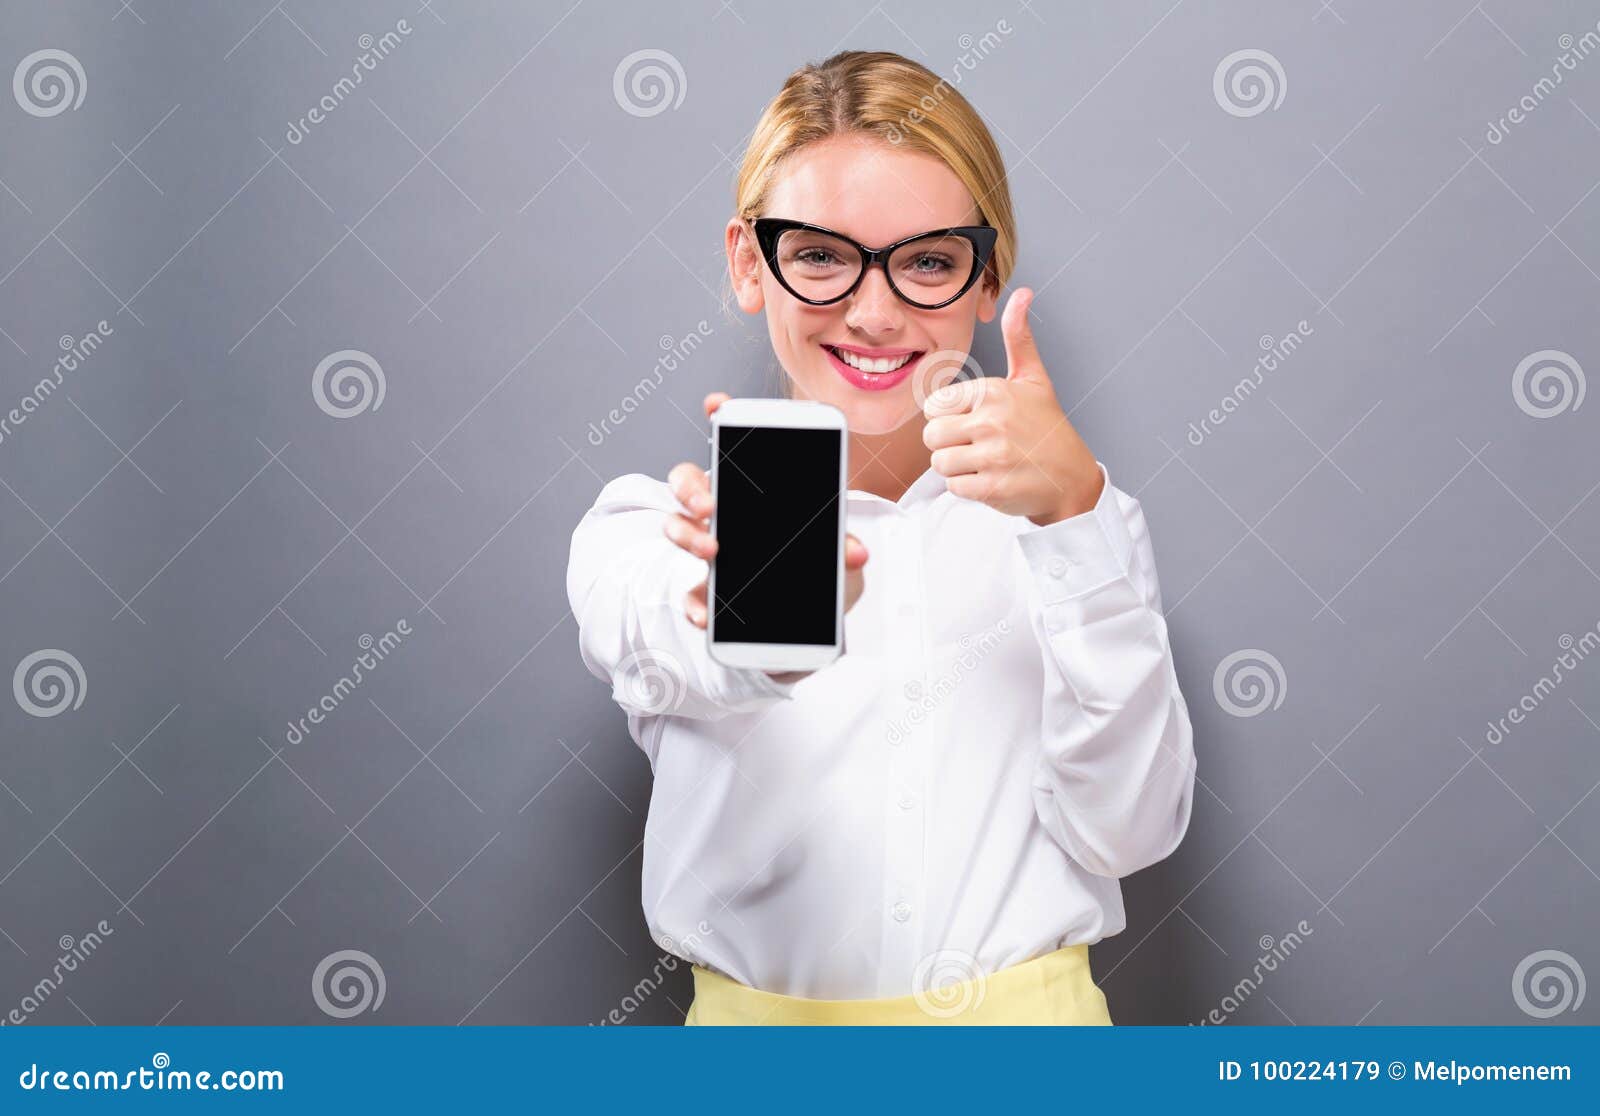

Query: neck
[849,420,932,502]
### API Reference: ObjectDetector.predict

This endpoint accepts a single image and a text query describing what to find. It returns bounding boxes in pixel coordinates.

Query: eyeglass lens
[772,228,977,307]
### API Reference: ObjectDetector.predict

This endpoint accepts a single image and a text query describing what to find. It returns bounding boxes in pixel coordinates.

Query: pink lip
[822,344,923,392]
[829,342,920,357]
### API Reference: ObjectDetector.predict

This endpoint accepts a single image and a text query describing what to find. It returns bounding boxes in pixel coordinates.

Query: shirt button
[898,792,916,811]
[891,902,912,923]
[1047,556,1072,578]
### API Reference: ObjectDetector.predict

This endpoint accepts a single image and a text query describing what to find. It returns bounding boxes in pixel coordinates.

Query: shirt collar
[847,465,947,513]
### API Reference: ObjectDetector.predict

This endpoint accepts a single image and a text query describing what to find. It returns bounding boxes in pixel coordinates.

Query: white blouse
[566,460,1196,1001]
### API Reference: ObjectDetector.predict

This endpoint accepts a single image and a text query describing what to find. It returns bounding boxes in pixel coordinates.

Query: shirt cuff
[1015,463,1134,604]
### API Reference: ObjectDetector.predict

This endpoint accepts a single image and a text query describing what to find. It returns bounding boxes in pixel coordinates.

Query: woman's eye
[909,254,953,274]
[795,248,840,267]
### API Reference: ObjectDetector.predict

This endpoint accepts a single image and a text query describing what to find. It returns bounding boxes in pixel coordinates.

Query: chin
[798,375,920,435]
[838,395,921,435]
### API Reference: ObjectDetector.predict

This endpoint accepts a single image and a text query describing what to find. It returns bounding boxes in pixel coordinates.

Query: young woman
[567,50,1196,1025]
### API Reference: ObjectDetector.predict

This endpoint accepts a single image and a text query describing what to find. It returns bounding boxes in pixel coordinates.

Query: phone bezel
[707,398,848,672]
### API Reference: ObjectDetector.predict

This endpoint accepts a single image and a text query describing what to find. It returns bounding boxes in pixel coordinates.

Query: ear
[725,218,766,315]
[976,273,999,324]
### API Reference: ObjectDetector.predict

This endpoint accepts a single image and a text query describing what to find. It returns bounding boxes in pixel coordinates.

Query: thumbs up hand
[922,287,1104,525]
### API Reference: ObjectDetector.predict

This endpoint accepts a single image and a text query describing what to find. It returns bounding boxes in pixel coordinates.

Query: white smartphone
[707,398,848,672]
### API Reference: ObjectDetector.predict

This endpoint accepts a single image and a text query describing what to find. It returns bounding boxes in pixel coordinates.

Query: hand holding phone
[663,393,867,674]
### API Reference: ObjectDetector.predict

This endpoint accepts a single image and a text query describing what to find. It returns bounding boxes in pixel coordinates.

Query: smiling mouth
[823,345,920,374]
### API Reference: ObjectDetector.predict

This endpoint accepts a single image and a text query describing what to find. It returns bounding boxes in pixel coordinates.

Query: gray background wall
[1,0,1596,1026]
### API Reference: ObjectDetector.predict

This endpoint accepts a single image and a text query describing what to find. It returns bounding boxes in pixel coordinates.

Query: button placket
[876,510,928,994]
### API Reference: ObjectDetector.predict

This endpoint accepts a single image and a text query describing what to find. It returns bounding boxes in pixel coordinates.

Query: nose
[843,265,904,336]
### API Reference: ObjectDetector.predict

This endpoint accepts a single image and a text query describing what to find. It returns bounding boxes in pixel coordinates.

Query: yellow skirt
[683,944,1112,1026]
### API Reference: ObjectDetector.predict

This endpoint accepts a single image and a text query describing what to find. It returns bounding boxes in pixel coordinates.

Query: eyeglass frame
[749,217,999,311]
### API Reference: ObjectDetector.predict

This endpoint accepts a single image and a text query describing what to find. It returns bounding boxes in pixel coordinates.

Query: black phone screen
[712,424,842,646]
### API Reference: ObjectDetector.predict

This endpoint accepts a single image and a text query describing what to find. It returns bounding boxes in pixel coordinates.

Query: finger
[922,413,976,451]
[844,563,865,614]
[685,582,708,629]
[844,533,869,570]
[667,462,713,517]
[663,512,717,559]
[703,392,731,418]
[930,444,988,478]
[922,377,985,419]
[1002,287,1046,383]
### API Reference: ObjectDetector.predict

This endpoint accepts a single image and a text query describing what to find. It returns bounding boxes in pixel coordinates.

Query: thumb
[1002,288,1046,383]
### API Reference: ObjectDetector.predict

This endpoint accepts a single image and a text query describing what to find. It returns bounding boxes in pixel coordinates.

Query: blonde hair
[733,50,1016,294]
[729,54,1011,399]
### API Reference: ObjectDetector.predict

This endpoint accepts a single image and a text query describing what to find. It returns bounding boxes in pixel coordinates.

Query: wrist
[1028,466,1105,527]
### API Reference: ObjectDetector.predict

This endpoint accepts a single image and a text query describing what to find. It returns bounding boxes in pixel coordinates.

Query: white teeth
[831,347,914,374]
